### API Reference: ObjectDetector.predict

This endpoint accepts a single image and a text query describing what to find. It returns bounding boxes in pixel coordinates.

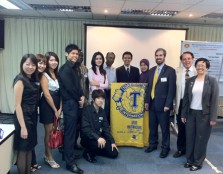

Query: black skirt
[39,90,60,124]
[14,105,38,151]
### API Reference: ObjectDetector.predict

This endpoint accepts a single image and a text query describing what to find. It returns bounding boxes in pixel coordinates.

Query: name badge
[161,77,167,82]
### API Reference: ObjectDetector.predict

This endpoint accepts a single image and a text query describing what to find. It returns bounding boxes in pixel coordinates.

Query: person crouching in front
[80,89,119,163]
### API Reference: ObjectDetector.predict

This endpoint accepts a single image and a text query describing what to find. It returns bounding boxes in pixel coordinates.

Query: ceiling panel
[123,2,159,9]
[186,5,222,13]
[38,10,68,17]
[200,0,223,5]
[162,0,203,5]
[155,3,191,11]
[174,11,207,18]
[0,9,42,16]
[55,0,90,6]
[0,0,223,25]
[23,0,57,5]
[65,12,92,18]
[92,7,121,14]
[90,0,124,8]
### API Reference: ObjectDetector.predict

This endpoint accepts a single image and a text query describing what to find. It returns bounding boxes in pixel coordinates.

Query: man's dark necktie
[127,68,130,77]
[185,69,189,81]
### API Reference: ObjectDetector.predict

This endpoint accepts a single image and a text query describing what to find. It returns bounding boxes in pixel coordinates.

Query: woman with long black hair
[13,54,39,174]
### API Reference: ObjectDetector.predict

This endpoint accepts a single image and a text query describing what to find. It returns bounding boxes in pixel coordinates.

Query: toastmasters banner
[110,83,149,147]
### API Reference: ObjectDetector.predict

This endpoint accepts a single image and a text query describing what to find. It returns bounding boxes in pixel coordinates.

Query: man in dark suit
[144,48,176,158]
[116,51,140,82]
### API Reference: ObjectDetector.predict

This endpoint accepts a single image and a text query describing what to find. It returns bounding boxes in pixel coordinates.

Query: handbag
[48,117,63,149]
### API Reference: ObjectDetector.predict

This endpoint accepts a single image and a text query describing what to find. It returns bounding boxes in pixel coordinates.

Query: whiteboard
[85,25,187,70]
[181,40,223,96]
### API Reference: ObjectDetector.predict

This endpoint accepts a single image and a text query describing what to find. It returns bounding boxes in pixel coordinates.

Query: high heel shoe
[44,156,60,168]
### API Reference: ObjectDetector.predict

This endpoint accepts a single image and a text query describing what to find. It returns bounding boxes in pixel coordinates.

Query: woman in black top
[13,54,39,174]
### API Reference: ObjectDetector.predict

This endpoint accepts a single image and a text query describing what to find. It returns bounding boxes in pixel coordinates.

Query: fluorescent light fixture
[9,0,32,9]
[0,0,20,9]
[121,9,178,17]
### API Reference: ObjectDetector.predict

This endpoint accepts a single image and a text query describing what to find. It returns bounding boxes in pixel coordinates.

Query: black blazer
[116,65,140,83]
[81,104,115,144]
[181,75,219,121]
[145,64,176,111]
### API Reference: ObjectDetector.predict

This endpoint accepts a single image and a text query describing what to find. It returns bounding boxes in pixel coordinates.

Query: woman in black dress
[13,54,39,174]
[39,52,61,168]
[30,54,47,172]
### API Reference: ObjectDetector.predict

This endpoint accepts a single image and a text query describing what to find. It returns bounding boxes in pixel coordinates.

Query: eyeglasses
[196,65,206,68]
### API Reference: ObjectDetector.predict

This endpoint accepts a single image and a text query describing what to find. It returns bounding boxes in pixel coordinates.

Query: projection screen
[85,25,187,69]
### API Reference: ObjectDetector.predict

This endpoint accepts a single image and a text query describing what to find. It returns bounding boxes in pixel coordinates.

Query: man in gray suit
[173,51,197,158]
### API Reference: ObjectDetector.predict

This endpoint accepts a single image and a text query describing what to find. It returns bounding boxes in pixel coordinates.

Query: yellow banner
[111,83,149,147]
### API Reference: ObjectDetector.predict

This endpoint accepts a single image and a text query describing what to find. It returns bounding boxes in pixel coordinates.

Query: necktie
[127,68,130,77]
[185,69,189,81]
[151,67,159,99]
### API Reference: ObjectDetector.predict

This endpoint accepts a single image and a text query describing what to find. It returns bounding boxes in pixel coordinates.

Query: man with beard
[144,48,176,158]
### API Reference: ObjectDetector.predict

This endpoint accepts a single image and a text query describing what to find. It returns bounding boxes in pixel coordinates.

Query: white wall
[86,26,186,70]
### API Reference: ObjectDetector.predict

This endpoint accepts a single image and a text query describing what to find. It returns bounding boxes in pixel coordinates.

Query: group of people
[144,49,219,172]
[12,45,219,174]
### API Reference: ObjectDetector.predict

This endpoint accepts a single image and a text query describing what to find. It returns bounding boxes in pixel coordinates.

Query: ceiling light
[121,9,178,16]
[0,0,20,9]
[29,4,91,12]
[9,0,32,9]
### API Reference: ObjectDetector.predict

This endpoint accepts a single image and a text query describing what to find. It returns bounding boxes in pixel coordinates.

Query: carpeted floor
[3,114,223,174]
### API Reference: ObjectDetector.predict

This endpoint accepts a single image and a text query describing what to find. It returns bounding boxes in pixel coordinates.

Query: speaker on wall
[0,20,5,49]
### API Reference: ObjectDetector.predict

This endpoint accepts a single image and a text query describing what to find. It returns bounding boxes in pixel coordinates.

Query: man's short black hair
[65,44,79,54]
[122,51,133,59]
[92,89,105,100]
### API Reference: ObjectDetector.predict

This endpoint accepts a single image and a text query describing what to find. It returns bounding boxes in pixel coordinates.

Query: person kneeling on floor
[80,89,119,163]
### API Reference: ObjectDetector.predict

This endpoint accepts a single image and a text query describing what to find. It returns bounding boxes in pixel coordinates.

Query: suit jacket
[175,66,197,115]
[145,64,176,111]
[116,65,140,83]
[81,104,115,144]
[181,75,219,121]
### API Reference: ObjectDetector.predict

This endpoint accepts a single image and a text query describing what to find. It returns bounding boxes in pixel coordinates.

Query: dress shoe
[173,150,185,158]
[144,146,157,153]
[184,162,192,168]
[66,163,84,174]
[190,165,202,171]
[159,150,169,158]
[83,150,97,163]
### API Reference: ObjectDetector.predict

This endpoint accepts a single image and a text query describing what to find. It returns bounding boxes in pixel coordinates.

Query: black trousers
[81,138,118,159]
[104,89,111,124]
[149,100,170,151]
[75,108,83,144]
[176,99,186,151]
[62,99,79,167]
[186,109,212,167]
